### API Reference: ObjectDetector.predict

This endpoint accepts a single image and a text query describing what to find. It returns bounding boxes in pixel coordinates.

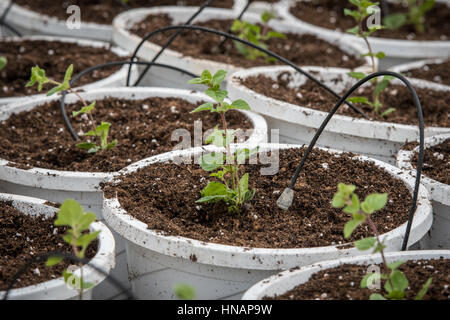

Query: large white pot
[0,193,115,300]
[102,143,432,300]
[247,1,282,15]
[389,58,450,90]
[242,250,450,300]
[0,87,267,300]
[0,0,247,42]
[112,6,374,88]
[227,65,450,164]
[397,134,450,250]
[0,35,138,109]
[278,0,450,69]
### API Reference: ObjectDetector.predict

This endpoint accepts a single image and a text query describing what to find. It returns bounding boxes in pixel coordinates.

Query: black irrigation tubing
[218,0,254,49]
[126,24,368,119]
[60,60,198,141]
[2,251,135,300]
[130,0,215,87]
[0,1,22,36]
[283,71,424,251]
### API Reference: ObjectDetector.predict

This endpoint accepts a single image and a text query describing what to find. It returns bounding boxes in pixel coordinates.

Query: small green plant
[345,0,395,117]
[0,56,6,71]
[174,284,196,300]
[231,11,285,62]
[333,183,432,300]
[46,199,100,299]
[26,65,118,153]
[384,0,435,34]
[188,69,256,213]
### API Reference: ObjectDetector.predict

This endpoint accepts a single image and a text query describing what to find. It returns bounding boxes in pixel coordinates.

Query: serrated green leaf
[0,56,7,71]
[387,261,405,271]
[230,99,251,111]
[415,278,432,300]
[212,70,227,87]
[191,102,215,113]
[370,293,387,300]
[361,193,388,214]
[46,256,64,267]
[73,101,96,117]
[354,237,376,250]
[343,193,361,214]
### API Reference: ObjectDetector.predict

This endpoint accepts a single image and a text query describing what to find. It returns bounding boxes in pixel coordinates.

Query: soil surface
[103,148,412,249]
[412,138,449,185]
[265,258,450,300]
[129,14,364,69]
[0,201,97,290]
[405,59,450,86]
[289,0,450,41]
[0,97,252,172]
[0,39,123,98]
[239,72,450,128]
[13,0,235,25]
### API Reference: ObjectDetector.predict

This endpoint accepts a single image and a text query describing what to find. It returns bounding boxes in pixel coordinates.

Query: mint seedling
[384,0,435,34]
[189,70,257,213]
[333,183,432,300]
[231,11,285,62]
[0,56,6,71]
[345,0,395,117]
[26,65,118,153]
[46,199,100,299]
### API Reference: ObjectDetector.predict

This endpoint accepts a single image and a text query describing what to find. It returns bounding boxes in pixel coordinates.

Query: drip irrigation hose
[125,24,368,119]
[277,71,424,251]
[0,1,22,36]
[131,0,215,87]
[60,60,197,141]
[2,251,135,300]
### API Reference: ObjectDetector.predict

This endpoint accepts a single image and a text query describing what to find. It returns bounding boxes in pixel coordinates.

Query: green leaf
[63,64,74,84]
[346,26,360,36]
[0,56,7,71]
[348,72,367,80]
[332,193,347,208]
[344,214,365,238]
[385,270,408,295]
[26,65,49,92]
[370,293,387,300]
[387,261,405,271]
[354,237,376,251]
[384,13,407,30]
[200,181,228,197]
[205,88,228,103]
[344,8,362,20]
[191,102,215,113]
[106,139,118,150]
[266,31,286,39]
[347,96,372,106]
[212,70,227,87]
[77,142,97,150]
[415,278,432,300]
[361,193,388,214]
[77,231,100,249]
[374,79,390,98]
[73,101,96,117]
[174,284,196,300]
[206,127,235,148]
[361,271,381,288]
[380,108,396,117]
[55,199,84,227]
[261,10,276,23]
[338,183,356,195]
[343,193,361,214]
[46,256,63,267]
[200,153,225,171]
[230,99,251,111]
[196,195,229,203]
[239,173,249,194]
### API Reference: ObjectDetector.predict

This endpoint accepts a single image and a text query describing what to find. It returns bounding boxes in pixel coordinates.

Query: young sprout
[0,56,6,71]
[26,65,118,153]
[174,284,196,300]
[189,69,257,213]
[384,0,435,34]
[231,11,285,62]
[333,183,432,300]
[345,0,396,117]
[46,199,100,299]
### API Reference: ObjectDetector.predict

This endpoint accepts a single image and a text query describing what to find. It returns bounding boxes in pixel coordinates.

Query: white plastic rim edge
[102,143,432,271]
[396,133,450,206]
[0,87,268,192]
[242,250,450,300]
[227,65,450,142]
[0,192,115,300]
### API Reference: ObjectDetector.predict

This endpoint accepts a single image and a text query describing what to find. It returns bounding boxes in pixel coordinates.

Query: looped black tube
[2,251,135,300]
[131,0,215,87]
[0,1,22,36]
[125,24,368,119]
[285,71,424,251]
[60,60,198,141]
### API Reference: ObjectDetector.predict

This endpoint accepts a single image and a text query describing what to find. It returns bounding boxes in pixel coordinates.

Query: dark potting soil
[0,201,98,290]
[103,148,412,249]
[412,138,450,185]
[405,59,450,87]
[0,97,252,172]
[265,258,450,300]
[12,0,235,25]
[129,14,365,69]
[0,40,123,98]
[239,72,450,128]
[289,0,450,41]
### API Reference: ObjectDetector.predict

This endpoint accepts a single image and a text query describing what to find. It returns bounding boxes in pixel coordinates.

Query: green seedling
[0,56,6,71]
[345,0,396,117]
[231,10,285,62]
[46,199,100,299]
[26,65,118,153]
[333,183,432,300]
[189,69,257,213]
[174,284,196,300]
[384,0,435,34]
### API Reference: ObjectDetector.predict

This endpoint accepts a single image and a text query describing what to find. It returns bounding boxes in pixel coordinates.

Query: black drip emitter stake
[276,71,425,251]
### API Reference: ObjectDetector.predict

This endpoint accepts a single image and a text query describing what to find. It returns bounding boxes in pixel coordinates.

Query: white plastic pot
[112,6,374,88]
[247,1,282,15]
[102,143,432,300]
[0,35,138,109]
[227,65,450,164]
[242,250,450,300]
[0,193,115,300]
[389,58,450,90]
[397,134,450,249]
[0,87,267,300]
[0,0,247,42]
[278,0,450,69]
